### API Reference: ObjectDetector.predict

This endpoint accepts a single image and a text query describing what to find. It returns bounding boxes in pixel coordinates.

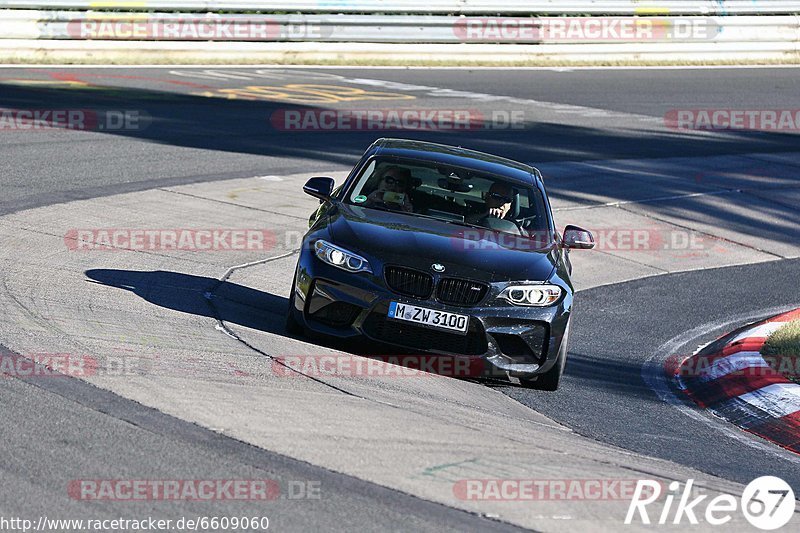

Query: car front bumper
[290,248,572,379]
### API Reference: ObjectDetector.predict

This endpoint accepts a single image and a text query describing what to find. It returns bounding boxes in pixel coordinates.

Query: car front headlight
[314,240,372,273]
[498,284,562,306]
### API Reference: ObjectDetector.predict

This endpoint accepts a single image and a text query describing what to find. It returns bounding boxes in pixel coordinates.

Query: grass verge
[762,320,800,384]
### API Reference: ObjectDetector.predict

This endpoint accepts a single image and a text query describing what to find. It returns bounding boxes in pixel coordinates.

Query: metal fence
[3,11,799,44]
[0,1,799,15]
[1,2,798,62]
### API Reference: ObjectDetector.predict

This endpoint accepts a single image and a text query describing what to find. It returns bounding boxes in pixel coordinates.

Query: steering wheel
[478,215,524,236]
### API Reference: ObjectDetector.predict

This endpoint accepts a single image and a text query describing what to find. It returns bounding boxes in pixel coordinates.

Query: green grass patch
[762,320,800,383]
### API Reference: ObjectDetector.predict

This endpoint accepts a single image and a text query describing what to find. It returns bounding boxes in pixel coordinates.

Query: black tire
[519,322,569,391]
[285,280,304,336]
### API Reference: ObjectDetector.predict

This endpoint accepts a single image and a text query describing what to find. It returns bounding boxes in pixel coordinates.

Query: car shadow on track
[485,350,671,406]
[85,268,295,336]
[6,78,794,167]
[563,351,665,399]
[85,267,508,383]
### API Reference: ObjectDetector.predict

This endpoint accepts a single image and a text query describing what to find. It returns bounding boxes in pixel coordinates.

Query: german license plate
[387,302,468,334]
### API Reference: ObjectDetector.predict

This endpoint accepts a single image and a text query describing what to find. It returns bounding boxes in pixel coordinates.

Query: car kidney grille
[436,278,489,306]
[384,266,434,299]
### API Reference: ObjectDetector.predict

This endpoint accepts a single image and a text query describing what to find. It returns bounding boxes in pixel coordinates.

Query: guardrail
[2,11,799,44]
[0,1,799,15]
[1,4,798,63]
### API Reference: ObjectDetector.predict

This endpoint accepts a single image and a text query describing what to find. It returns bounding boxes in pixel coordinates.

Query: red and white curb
[674,308,800,454]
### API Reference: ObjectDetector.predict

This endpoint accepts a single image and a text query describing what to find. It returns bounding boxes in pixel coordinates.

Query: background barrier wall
[2,11,799,44]
[1,1,799,15]
[0,2,798,62]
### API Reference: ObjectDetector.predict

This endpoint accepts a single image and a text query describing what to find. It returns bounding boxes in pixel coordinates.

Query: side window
[519,187,548,233]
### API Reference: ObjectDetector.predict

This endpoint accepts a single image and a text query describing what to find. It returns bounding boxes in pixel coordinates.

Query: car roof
[367,138,541,186]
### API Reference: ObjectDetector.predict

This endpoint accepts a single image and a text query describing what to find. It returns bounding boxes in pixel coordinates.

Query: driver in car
[467,181,515,223]
[365,166,414,213]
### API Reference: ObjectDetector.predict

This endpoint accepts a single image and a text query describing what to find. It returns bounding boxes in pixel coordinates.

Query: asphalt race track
[3,66,800,215]
[1,66,799,530]
[502,259,800,487]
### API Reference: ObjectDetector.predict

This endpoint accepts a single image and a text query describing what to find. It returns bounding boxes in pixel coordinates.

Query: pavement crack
[219,250,298,284]
[205,250,370,399]
[0,221,216,266]
[590,247,670,273]
[205,255,582,445]
[616,203,786,260]
[157,188,308,220]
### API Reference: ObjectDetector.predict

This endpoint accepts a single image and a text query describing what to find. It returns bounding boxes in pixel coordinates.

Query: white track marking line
[335,75,659,124]
[551,189,738,212]
[728,322,786,344]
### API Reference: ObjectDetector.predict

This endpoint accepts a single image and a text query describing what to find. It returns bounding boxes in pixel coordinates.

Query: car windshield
[344,157,551,238]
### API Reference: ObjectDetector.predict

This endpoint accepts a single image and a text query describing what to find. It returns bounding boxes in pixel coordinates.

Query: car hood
[327,203,558,282]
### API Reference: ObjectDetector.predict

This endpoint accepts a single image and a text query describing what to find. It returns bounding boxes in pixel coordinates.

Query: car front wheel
[519,322,569,391]
[285,279,304,336]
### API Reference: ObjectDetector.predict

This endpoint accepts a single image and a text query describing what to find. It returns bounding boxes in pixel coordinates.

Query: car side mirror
[562,225,595,249]
[303,177,335,202]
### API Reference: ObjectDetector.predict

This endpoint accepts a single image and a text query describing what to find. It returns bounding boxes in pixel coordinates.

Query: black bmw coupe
[286,138,594,390]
